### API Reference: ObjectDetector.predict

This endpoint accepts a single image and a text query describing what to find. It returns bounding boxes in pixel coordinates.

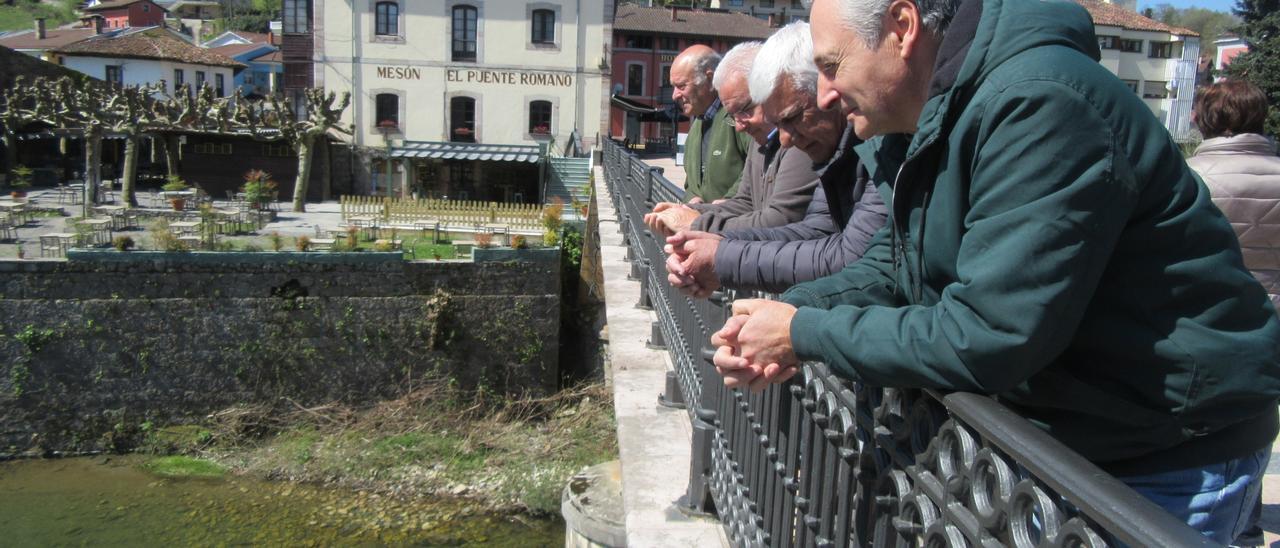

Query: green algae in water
[142,456,226,478]
[0,456,563,546]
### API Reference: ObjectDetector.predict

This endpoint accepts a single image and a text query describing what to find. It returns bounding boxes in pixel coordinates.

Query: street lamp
[377,120,398,198]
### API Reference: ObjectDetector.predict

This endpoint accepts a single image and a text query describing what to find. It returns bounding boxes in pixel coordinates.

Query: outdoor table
[93,205,128,230]
[0,201,27,225]
[213,209,242,233]
[414,218,441,243]
[350,215,380,239]
[44,232,78,256]
[77,218,113,245]
[169,220,201,236]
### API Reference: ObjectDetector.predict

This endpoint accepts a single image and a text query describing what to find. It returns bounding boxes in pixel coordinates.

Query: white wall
[317,0,608,148]
[62,55,236,97]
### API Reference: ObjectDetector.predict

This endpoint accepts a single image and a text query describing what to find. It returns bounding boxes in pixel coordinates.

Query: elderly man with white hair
[645,41,820,236]
[712,0,1280,541]
[662,22,888,298]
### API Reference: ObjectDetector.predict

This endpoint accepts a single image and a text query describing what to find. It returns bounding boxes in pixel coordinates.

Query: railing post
[678,344,720,517]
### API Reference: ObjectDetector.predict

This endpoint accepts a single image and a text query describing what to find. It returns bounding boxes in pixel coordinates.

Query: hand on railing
[664,230,722,299]
[709,299,801,393]
[643,202,700,237]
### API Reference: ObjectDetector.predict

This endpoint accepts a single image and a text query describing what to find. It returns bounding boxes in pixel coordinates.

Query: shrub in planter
[112,235,135,251]
[162,175,190,211]
[9,165,32,198]
[474,232,493,249]
[511,235,528,249]
[241,169,278,210]
[295,235,311,252]
[268,231,284,252]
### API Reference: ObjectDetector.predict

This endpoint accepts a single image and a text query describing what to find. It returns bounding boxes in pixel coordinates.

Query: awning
[610,94,687,123]
[389,141,541,163]
[16,130,127,141]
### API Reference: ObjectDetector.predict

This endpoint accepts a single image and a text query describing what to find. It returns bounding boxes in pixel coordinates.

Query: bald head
[671,45,721,117]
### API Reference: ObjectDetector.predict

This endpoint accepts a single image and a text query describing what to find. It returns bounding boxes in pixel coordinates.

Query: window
[215,73,224,97]
[1142,80,1169,99]
[376,93,399,128]
[450,96,476,142]
[142,3,149,11]
[624,34,652,49]
[658,36,679,51]
[262,143,292,157]
[1118,38,1142,53]
[376,2,399,36]
[105,65,122,86]
[283,0,311,33]
[173,68,184,93]
[728,0,743,5]
[686,37,712,47]
[1120,79,1138,93]
[1149,41,1179,59]
[759,0,774,7]
[531,8,554,44]
[626,64,644,96]
[452,5,478,62]
[529,100,551,135]
[196,70,206,91]
[792,0,803,7]
[194,142,233,155]
[1097,35,1117,50]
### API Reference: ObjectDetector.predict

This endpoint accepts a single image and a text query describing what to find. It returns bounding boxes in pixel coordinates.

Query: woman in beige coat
[1188,79,1280,311]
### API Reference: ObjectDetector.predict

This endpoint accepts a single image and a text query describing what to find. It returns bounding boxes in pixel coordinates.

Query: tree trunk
[83,130,102,218]
[163,135,180,176]
[121,134,138,207]
[319,139,331,201]
[292,136,314,212]
[2,131,15,178]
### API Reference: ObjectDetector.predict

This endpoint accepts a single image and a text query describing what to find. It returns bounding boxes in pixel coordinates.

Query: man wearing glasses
[646,41,820,237]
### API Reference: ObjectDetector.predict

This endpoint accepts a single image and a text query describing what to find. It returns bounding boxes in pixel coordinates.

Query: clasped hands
[711,299,802,392]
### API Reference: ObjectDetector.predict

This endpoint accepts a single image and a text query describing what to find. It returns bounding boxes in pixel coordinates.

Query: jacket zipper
[889,133,940,300]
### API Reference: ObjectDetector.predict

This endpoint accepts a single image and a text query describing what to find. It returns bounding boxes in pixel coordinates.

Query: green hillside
[0,0,81,33]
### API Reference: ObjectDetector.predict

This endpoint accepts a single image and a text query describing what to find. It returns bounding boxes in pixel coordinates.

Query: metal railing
[600,139,1213,547]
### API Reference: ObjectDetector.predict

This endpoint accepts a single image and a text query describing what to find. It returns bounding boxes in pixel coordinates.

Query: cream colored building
[310,0,610,191]
[708,0,810,22]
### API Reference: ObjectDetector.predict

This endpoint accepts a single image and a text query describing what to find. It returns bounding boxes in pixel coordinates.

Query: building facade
[609,5,773,148]
[82,0,168,30]
[707,0,809,22]
[279,0,611,201]
[51,27,241,98]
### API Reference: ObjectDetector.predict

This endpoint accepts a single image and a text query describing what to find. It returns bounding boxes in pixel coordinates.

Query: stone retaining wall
[0,252,559,456]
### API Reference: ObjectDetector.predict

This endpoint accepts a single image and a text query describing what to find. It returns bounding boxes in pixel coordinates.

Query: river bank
[142,380,617,516]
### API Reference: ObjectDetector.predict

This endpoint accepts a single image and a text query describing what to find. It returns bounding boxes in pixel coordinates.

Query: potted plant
[240,169,278,210]
[9,165,32,199]
[162,175,190,211]
[15,242,24,260]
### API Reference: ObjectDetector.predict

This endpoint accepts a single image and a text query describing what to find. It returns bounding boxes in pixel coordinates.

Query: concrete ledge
[66,249,405,265]
[595,166,727,547]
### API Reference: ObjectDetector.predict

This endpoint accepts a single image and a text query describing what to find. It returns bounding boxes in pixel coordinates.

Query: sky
[1137,0,1237,12]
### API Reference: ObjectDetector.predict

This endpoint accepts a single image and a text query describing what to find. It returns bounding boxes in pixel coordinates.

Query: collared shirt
[699,98,722,177]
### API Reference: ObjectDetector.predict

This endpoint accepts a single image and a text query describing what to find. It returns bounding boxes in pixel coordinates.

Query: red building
[81,0,167,31]
[610,5,774,151]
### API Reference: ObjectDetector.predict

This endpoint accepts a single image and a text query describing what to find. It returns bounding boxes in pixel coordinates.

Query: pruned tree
[0,77,40,176]
[104,82,163,207]
[268,89,351,212]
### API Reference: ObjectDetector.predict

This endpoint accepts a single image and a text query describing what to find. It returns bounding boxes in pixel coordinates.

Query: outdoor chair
[0,216,15,241]
[99,179,116,203]
[39,235,63,257]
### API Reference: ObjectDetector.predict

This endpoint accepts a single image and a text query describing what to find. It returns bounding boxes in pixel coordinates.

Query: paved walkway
[595,166,727,547]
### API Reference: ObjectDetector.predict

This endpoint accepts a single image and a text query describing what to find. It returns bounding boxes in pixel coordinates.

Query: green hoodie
[781,0,1280,475]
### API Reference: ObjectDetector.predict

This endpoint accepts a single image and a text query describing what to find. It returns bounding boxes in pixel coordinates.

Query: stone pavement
[595,165,727,547]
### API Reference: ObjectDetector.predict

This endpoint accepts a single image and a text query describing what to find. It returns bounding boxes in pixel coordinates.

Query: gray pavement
[595,166,727,547]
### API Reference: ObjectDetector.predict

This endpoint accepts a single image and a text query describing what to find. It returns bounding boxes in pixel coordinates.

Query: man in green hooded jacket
[711,0,1280,542]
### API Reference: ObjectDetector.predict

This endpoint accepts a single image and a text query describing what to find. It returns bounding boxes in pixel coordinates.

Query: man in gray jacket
[644,41,820,237]
[665,21,888,297]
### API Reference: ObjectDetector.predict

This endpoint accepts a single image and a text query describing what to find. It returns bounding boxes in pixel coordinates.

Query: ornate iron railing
[600,139,1214,547]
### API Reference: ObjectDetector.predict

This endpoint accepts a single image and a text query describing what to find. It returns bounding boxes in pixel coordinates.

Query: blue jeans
[1115,448,1269,544]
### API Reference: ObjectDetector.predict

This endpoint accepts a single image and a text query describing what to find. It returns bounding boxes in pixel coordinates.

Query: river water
[0,456,563,546]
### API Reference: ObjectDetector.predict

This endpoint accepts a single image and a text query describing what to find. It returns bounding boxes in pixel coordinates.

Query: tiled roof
[0,45,95,90]
[53,27,245,68]
[250,49,281,63]
[209,42,270,59]
[0,28,100,50]
[84,0,167,12]
[613,5,776,40]
[1074,0,1199,36]
[231,31,276,45]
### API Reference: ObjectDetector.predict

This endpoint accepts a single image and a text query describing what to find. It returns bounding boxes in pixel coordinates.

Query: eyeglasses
[728,103,756,123]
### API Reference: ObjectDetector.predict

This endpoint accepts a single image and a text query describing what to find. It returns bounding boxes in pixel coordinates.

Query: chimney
[35,18,46,39]
[767,14,776,27]
[670,7,677,21]
[94,16,104,35]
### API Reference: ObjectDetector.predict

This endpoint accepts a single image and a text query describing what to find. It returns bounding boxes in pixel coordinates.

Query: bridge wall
[0,253,559,456]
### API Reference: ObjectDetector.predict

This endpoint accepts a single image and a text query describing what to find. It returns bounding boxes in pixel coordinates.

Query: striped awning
[389,141,541,163]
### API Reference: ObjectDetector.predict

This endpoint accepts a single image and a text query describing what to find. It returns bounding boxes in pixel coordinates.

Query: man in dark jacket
[711,0,1280,541]
[664,21,887,297]
[645,41,820,236]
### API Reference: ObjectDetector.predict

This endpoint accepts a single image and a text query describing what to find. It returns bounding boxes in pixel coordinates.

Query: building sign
[445,68,573,87]
[376,66,423,80]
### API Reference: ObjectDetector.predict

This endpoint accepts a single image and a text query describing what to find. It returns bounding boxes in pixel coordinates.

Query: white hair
[712,41,762,92]
[748,21,817,105]
[825,0,961,47]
